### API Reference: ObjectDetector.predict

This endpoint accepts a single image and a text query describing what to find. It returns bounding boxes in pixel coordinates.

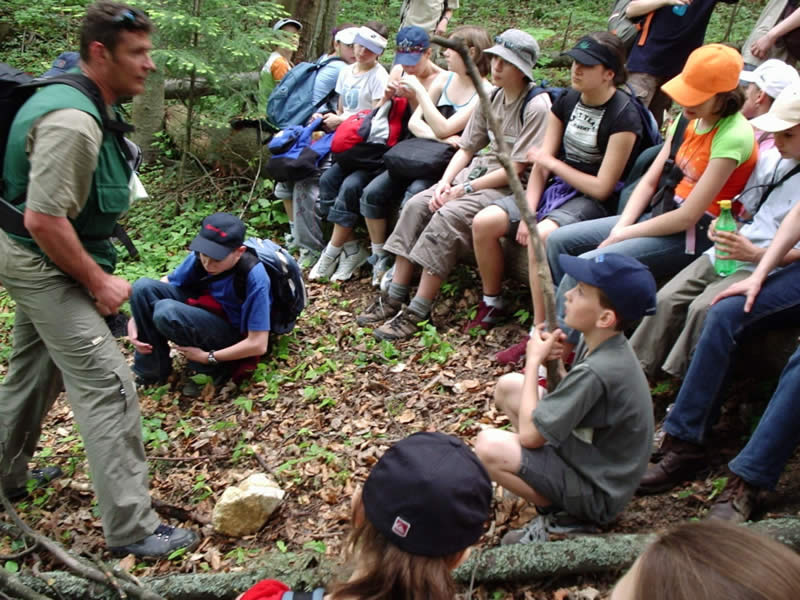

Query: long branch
[432,35,562,387]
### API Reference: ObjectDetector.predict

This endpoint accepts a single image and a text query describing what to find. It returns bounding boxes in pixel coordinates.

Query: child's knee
[475,429,518,471]
[472,206,508,240]
[494,372,523,413]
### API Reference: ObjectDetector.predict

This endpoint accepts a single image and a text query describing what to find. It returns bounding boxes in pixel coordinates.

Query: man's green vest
[3,84,132,273]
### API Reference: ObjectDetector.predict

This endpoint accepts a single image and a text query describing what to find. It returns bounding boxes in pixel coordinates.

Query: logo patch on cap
[577,40,591,49]
[391,516,411,538]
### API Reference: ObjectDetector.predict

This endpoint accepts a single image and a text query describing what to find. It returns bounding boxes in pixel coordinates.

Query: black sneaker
[109,524,199,559]
[4,466,63,501]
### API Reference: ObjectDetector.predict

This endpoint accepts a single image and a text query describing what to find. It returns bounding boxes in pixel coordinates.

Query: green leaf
[276,540,287,553]
[3,561,19,574]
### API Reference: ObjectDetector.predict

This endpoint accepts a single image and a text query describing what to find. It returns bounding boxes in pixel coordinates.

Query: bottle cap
[719,199,732,209]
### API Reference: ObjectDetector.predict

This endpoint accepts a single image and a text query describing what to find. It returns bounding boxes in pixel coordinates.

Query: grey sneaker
[309,251,339,281]
[706,475,759,523]
[298,248,321,270]
[356,295,403,326]
[371,254,394,288]
[373,306,427,341]
[110,524,199,559]
[380,263,395,293]
[501,514,552,545]
[331,243,369,281]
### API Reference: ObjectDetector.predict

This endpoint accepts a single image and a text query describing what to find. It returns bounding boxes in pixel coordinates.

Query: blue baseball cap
[558,253,657,322]
[42,52,80,78]
[395,26,430,66]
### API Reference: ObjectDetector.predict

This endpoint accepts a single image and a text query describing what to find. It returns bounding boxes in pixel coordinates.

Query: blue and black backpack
[266,56,344,131]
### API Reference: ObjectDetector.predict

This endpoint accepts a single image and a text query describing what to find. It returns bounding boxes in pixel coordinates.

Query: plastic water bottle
[673,4,688,15]
[714,200,737,276]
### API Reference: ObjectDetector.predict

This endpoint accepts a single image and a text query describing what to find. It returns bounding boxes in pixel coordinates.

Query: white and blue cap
[354,25,388,55]
[558,253,657,322]
[273,18,302,31]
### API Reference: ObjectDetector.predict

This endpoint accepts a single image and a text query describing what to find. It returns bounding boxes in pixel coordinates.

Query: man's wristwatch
[207,350,218,364]
[463,181,475,195]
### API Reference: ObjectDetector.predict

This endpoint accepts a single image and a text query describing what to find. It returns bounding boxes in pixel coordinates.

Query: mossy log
[6,519,800,599]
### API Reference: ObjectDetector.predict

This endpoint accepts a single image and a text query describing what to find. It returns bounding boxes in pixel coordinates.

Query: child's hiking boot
[373,306,427,341]
[371,254,394,288]
[356,295,403,327]
[331,243,369,282]
[495,334,529,365]
[308,251,339,281]
[109,524,199,559]
[637,434,706,495]
[464,301,507,332]
[3,466,63,502]
[706,475,759,523]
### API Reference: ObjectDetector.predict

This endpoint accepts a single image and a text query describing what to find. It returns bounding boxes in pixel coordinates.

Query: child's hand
[525,323,562,365]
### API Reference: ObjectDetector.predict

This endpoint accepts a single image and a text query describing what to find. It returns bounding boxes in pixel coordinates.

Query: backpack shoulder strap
[232,248,260,300]
[669,115,689,160]
[754,162,800,214]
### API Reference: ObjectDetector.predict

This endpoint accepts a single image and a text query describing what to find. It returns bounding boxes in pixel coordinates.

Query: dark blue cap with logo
[558,253,657,322]
[42,52,80,78]
[189,213,246,260]
[395,26,430,66]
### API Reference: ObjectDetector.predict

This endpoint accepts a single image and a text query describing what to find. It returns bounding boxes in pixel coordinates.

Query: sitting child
[610,520,800,600]
[475,253,655,542]
[237,432,492,600]
[128,213,270,394]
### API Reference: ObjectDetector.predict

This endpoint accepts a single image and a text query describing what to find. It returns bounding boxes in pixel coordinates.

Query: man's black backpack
[0,62,140,257]
[190,237,306,336]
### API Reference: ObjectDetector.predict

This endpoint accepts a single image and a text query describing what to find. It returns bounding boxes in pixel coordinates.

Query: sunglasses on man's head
[111,8,147,27]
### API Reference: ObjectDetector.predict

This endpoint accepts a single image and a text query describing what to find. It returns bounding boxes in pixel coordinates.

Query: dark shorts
[491,194,609,236]
[517,444,612,524]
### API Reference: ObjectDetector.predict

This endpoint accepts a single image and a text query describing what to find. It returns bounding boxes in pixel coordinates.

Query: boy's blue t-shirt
[168,253,271,333]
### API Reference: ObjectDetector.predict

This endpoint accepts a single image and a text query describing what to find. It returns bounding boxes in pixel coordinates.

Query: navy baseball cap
[189,213,246,260]
[42,52,80,78]
[395,26,430,66]
[562,35,621,74]
[362,432,492,557]
[558,253,657,322]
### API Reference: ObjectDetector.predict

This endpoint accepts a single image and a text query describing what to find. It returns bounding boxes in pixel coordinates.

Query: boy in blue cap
[475,253,656,543]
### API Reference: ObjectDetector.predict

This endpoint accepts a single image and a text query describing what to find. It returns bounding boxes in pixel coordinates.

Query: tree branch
[432,35,563,388]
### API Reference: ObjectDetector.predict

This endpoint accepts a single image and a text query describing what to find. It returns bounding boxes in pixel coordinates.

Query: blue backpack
[237,238,306,335]
[266,56,344,130]
[266,117,334,182]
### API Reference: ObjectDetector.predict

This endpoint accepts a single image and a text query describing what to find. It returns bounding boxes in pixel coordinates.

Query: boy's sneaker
[706,475,759,523]
[109,524,199,559]
[374,306,427,341]
[356,295,403,326]
[501,512,600,545]
[464,301,507,332]
[380,264,395,293]
[308,252,339,281]
[501,514,552,545]
[495,335,530,365]
[371,254,394,288]
[331,243,369,281]
[298,248,321,270]
[4,466,63,502]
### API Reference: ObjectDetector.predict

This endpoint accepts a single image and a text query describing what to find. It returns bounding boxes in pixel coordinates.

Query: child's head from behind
[331,432,492,600]
[484,29,539,87]
[611,520,800,600]
[354,22,388,65]
[189,212,247,274]
[445,25,491,77]
[559,253,656,333]
[662,43,745,120]
[750,82,800,160]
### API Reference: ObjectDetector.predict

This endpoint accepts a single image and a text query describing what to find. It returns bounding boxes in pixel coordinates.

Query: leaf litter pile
[2,269,800,598]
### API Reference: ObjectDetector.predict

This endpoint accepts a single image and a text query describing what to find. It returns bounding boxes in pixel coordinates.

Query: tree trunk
[280,0,341,63]
[131,71,165,165]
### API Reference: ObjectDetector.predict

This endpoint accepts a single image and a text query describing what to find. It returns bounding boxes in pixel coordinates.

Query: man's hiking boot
[356,295,403,327]
[464,301,507,332]
[110,524,199,559]
[373,306,427,341]
[706,475,759,523]
[3,466,63,502]
[637,434,706,495]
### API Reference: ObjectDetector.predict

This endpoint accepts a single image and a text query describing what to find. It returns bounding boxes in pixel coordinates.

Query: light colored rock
[212,473,285,537]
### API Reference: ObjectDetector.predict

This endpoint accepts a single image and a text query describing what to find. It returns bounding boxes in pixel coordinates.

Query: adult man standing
[0,2,197,558]
[399,0,458,38]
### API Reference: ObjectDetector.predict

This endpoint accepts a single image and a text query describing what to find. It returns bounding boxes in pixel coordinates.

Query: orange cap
[661,43,743,107]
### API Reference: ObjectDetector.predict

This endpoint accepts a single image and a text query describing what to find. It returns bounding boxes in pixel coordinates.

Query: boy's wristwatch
[207,351,218,364]
[462,181,475,195]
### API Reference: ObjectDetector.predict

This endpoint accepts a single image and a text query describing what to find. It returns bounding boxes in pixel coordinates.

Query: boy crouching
[475,253,656,543]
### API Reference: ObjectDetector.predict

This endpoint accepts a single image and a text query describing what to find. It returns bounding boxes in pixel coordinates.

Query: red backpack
[331,96,409,171]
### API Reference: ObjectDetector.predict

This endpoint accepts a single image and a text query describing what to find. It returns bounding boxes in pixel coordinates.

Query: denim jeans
[545,215,710,343]
[728,344,800,489]
[318,162,378,228]
[130,278,243,380]
[663,261,800,448]
[360,170,436,219]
